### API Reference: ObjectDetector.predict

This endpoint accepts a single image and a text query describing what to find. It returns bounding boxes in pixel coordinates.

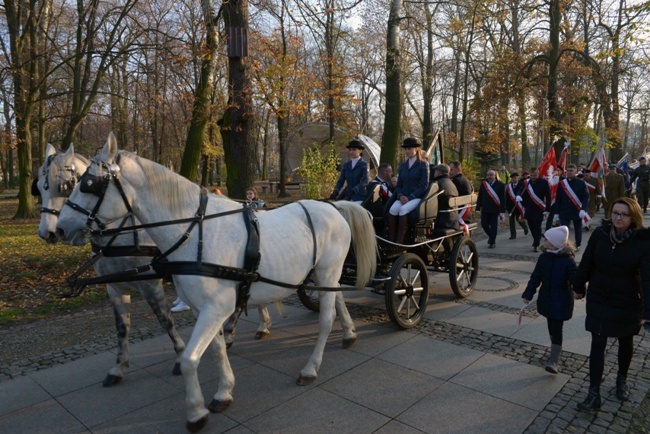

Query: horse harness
[31,153,80,216]
[64,157,329,315]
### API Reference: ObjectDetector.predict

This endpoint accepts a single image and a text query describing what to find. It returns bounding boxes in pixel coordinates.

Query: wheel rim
[386,254,429,328]
[454,242,477,294]
[394,265,423,315]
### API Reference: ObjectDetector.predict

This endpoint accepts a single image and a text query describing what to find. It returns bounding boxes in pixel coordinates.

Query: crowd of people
[326,137,650,414]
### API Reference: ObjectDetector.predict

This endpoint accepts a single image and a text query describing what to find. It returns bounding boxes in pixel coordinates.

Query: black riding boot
[616,376,630,401]
[577,386,601,412]
[396,215,409,244]
[387,214,398,242]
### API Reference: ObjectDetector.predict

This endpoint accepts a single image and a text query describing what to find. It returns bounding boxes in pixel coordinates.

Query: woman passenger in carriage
[387,137,430,244]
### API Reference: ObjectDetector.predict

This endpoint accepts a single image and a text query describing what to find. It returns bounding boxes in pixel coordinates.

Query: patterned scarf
[610,226,636,244]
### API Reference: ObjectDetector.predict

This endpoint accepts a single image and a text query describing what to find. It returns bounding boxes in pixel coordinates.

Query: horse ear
[103,132,118,160]
[46,143,57,158]
[64,143,75,159]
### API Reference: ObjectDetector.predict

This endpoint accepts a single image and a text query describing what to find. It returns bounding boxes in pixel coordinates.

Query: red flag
[588,145,607,173]
[539,146,559,201]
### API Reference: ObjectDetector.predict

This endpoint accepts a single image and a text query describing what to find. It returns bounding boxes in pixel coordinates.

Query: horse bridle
[31,154,80,216]
[64,156,135,232]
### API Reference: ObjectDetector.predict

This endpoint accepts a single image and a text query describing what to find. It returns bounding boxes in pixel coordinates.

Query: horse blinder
[79,172,106,196]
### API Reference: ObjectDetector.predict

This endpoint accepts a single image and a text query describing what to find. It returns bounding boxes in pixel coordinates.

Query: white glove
[553,215,559,224]
[543,212,549,219]
[515,195,522,202]
[579,210,586,219]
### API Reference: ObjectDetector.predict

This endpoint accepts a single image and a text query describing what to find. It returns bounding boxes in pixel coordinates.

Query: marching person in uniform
[629,156,650,213]
[387,138,429,244]
[476,169,505,248]
[555,164,589,250]
[329,139,369,204]
[505,172,528,239]
[604,164,625,219]
[518,167,552,252]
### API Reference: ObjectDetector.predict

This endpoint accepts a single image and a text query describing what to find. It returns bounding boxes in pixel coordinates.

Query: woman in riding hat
[329,139,369,204]
[388,137,430,244]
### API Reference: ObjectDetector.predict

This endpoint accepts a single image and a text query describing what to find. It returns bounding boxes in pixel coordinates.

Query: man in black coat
[556,164,590,249]
[476,169,505,248]
[505,172,528,239]
[449,161,473,196]
[430,163,460,230]
[518,167,552,252]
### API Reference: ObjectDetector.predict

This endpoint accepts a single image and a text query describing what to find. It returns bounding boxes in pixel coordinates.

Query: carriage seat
[361,183,384,220]
[409,182,442,225]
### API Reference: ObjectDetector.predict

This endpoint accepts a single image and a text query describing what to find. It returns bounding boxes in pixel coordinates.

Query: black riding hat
[347,140,365,150]
[401,137,421,148]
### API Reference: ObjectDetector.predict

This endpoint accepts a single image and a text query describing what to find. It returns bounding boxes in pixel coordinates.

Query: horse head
[56,132,135,245]
[34,143,89,243]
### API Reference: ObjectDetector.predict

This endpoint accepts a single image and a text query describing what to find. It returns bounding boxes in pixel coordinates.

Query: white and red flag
[539,146,559,202]
[558,141,569,170]
[588,145,607,173]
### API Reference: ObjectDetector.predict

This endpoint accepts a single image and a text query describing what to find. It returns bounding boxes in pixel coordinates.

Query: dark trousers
[481,212,499,244]
[547,318,564,346]
[637,183,650,211]
[527,218,543,247]
[509,212,528,238]
[560,216,583,246]
[589,334,635,388]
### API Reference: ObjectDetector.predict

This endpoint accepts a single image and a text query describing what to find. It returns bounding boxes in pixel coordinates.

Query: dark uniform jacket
[523,247,577,321]
[451,174,473,196]
[368,176,392,206]
[630,165,650,186]
[555,177,589,220]
[431,175,460,230]
[573,223,650,337]
[518,178,551,221]
[505,182,522,214]
[332,158,369,201]
[476,179,505,214]
[395,159,429,201]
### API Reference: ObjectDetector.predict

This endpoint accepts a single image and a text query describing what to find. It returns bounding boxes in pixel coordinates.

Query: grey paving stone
[0,375,51,417]
[0,399,89,434]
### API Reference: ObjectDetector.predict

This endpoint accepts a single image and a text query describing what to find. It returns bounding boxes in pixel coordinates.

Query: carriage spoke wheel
[385,253,429,329]
[297,280,319,312]
[449,236,479,298]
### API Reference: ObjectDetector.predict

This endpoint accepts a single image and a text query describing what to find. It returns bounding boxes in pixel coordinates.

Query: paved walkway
[2,209,650,434]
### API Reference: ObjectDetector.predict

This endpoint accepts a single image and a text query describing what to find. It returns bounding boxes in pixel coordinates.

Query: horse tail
[334,202,378,287]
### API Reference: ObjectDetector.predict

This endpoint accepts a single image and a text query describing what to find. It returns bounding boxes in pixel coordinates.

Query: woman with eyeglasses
[573,197,650,412]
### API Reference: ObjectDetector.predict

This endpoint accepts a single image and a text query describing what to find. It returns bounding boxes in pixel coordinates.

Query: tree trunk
[179,0,220,182]
[220,0,255,199]
[381,0,402,168]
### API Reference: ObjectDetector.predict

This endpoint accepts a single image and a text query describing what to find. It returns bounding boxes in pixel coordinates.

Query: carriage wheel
[449,236,479,298]
[297,281,319,312]
[385,253,429,329]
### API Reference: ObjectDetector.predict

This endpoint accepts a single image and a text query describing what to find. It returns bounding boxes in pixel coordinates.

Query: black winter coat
[573,222,650,337]
[522,247,577,320]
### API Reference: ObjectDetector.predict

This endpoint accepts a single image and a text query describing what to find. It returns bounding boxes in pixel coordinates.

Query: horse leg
[223,310,240,349]
[297,291,336,386]
[140,280,186,375]
[254,304,272,340]
[181,294,235,432]
[104,284,130,387]
[334,292,357,349]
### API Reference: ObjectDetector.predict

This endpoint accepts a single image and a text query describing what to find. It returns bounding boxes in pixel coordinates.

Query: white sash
[586,182,596,191]
[526,182,547,211]
[560,179,583,211]
[482,181,501,208]
[507,184,525,217]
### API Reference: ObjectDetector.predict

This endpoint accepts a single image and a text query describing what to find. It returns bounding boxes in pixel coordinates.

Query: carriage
[298,182,479,329]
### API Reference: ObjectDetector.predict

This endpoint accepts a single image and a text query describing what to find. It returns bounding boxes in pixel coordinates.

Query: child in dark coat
[522,225,577,373]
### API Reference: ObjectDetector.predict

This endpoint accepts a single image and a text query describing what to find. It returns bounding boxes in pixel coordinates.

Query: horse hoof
[254,331,270,340]
[186,414,209,433]
[208,398,232,413]
[102,374,122,387]
[342,337,357,349]
[172,362,182,376]
[296,375,316,386]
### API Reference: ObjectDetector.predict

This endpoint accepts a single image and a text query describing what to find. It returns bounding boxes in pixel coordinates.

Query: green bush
[298,142,340,199]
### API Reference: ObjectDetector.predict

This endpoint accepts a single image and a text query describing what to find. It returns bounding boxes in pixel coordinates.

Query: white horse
[34,143,186,386]
[56,133,377,432]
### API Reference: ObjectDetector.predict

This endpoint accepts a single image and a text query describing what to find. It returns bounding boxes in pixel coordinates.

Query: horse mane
[117,151,200,211]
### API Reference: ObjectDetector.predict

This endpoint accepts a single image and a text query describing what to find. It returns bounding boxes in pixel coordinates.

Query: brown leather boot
[387,214,398,242]
[396,215,409,244]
